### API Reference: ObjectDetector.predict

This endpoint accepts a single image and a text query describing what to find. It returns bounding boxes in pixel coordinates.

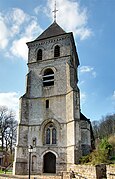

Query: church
[13,17,94,175]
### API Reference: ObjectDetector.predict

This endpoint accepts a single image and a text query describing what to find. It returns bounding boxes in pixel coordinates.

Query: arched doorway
[43,152,56,173]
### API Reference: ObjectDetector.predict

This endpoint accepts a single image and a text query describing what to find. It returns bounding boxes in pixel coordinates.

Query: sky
[0,0,115,121]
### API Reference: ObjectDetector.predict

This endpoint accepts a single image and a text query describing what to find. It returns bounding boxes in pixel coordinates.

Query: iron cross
[52,0,58,22]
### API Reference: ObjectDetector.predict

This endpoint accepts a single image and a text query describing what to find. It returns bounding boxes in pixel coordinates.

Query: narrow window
[33,138,36,147]
[54,45,60,57]
[43,68,54,86]
[46,100,49,108]
[37,49,42,61]
[46,128,50,144]
[52,128,56,144]
[45,123,57,145]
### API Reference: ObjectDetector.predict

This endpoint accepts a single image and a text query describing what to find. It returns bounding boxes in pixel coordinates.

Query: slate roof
[35,22,66,41]
[80,112,90,123]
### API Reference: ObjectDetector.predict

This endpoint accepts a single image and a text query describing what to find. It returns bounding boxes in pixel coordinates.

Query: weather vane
[52,0,58,22]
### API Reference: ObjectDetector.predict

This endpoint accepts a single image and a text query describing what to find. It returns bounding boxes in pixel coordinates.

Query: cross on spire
[52,0,58,22]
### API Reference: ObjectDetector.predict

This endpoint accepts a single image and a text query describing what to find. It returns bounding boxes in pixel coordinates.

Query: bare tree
[92,114,115,140]
[8,117,18,154]
[92,120,100,139]
[0,106,17,153]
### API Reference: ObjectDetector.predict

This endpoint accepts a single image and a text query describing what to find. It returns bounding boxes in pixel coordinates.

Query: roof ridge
[35,22,66,41]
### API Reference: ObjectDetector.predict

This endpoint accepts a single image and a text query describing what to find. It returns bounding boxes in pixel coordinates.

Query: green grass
[0,169,12,174]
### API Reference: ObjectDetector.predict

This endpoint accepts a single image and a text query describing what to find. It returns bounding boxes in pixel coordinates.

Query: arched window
[52,128,56,144]
[45,123,57,145]
[54,45,60,57]
[37,49,42,61]
[46,128,50,144]
[43,68,54,86]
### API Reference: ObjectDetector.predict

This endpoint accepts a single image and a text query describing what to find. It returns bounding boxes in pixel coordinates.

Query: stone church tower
[13,21,93,175]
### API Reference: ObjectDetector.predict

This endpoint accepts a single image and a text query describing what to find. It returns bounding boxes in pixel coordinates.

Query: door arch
[43,152,56,173]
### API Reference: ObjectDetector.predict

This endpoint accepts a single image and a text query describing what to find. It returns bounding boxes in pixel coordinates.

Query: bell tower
[13,21,82,175]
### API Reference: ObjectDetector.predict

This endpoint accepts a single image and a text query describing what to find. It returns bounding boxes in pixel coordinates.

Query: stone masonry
[13,22,93,175]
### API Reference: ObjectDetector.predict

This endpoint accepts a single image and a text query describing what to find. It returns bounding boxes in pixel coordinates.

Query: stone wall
[69,164,115,179]
[106,165,115,179]
[69,164,97,179]
[0,165,115,179]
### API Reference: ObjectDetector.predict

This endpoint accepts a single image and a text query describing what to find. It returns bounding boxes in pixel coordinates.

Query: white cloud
[76,27,92,40]
[25,20,42,38]
[46,0,92,40]
[80,66,93,73]
[11,8,27,25]
[0,1,92,60]
[112,91,115,100]
[79,80,85,86]
[34,6,43,15]
[0,92,19,111]
[0,8,43,60]
[92,71,97,78]
[0,16,9,49]
[10,20,42,60]
[0,9,26,49]
[79,65,96,78]
[80,92,87,104]
[10,37,29,60]
[9,8,27,36]
[0,92,19,119]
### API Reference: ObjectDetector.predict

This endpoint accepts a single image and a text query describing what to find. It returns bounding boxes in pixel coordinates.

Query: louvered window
[37,49,42,61]
[54,45,60,57]
[43,69,54,86]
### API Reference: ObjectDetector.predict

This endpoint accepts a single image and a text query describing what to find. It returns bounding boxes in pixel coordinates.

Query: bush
[80,138,113,165]
[79,155,90,164]
[108,135,115,156]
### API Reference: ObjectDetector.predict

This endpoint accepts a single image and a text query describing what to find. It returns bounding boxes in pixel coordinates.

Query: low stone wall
[0,165,115,179]
[69,164,97,179]
[62,172,71,179]
[106,165,115,179]
[69,164,115,179]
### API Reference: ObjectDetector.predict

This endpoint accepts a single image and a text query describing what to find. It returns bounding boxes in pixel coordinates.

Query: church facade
[13,22,94,175]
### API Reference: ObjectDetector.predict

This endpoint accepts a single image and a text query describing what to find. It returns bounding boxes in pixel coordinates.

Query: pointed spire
[52,0,58,22]
[35,22,66,41]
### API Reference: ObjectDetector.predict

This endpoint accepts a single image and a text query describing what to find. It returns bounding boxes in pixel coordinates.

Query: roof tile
[35,22,66,41]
